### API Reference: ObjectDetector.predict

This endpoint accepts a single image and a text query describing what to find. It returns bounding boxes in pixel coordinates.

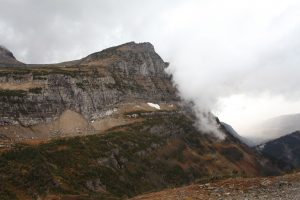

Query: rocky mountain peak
[82,42,156,62]
[115,41,155,52]
[81,42,167,77]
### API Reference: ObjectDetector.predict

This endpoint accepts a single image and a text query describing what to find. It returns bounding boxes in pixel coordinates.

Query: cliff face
[0,42,179,142]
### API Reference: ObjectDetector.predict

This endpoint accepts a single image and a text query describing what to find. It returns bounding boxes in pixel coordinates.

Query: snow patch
[147,103,160,110]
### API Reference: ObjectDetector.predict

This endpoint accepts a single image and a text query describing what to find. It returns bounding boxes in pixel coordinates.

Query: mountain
[0,45,24,66]
[0,42,178,142]
[221,122,255,146]
[248,113,300,143]
[0,42,278,200]
[257,131,300,171]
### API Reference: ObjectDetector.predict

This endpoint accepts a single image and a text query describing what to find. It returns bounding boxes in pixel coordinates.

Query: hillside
[222,122,255,146]
[1,112,278,200]
[0,42,278,200]
[258,131,300,171]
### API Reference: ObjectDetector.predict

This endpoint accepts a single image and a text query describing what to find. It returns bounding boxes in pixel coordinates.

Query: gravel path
[131,172,300,200]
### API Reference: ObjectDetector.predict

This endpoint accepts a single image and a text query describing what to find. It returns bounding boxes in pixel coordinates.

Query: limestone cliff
[0,42,178,142]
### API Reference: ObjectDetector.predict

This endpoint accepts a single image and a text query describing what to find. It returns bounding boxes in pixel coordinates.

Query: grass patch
[0,89,27,97]
[28,87,43,94]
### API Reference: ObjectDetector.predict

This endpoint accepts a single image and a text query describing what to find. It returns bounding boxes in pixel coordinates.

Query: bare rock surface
[0,42,178,144]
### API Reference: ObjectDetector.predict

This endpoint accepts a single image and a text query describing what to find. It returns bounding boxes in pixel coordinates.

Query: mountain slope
[258,131,300,171]
[0,42,279,200]
[0,112,277,200]
[0,45,24,66]
[222,122,255,146]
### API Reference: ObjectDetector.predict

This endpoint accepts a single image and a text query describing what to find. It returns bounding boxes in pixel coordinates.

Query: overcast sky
[1,0,300,137]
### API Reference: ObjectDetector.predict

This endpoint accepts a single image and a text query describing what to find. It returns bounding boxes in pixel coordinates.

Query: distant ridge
[258,130,300,171]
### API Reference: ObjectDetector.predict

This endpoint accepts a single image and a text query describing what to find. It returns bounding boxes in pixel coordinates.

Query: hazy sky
[1,0,300,136]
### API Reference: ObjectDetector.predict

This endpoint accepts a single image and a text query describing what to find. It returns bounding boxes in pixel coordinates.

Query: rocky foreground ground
[131,172,300,200]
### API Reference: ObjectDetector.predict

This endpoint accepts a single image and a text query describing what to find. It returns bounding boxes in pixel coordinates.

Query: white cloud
[215,94,300,136]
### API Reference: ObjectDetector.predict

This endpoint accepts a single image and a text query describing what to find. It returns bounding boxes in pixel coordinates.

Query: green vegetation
[0,68,31,77]
[76,82,85,89]
[0,89,27,97]
[76,80,90,90]
[220,146,244,162]
[32,68,79,78]
[0,113,256,200]
[28,87,43,94]
[0,185,18,200]
[0,114,194,199]
[0,67,81,80]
